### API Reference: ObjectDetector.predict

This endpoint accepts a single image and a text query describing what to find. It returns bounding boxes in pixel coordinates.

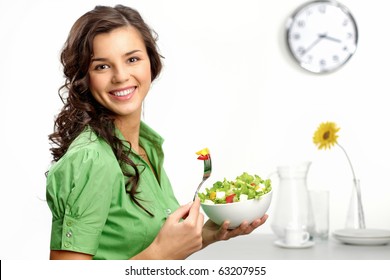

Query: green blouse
[46,122,180,260]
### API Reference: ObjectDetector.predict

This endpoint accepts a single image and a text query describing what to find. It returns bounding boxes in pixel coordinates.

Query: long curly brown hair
[48,5,163,216]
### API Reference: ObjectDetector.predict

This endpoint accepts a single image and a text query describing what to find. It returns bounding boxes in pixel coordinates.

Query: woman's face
[88,26,151,120]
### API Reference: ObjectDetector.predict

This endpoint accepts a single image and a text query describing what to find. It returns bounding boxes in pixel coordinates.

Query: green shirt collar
[114,121,164,148]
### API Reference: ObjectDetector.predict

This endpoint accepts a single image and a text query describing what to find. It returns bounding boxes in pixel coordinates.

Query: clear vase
[345,179,366,229]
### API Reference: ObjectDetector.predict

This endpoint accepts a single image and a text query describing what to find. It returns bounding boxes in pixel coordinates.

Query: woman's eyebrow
[91,50,142,63]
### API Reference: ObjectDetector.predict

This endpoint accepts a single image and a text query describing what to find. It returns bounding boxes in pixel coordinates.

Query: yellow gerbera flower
[313,122,340,150]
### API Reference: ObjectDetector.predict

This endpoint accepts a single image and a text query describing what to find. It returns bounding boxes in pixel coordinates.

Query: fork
[193,155,212,201]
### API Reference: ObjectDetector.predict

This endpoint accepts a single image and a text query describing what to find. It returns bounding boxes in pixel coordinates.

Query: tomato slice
[225,193,236,203]
[197,154,210,160]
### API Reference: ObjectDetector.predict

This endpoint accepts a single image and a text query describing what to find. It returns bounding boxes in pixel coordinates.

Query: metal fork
[193,155,212,201]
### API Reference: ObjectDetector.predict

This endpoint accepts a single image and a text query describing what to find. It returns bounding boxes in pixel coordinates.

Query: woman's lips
[109,87,136,100]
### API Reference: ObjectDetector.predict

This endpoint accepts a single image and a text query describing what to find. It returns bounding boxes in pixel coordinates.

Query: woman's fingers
[218,214,269,239]
[196,208,205,229]
[185,197,201,222]
[168,201,193,223]
[169,197,202,223]
[257,214,269,226]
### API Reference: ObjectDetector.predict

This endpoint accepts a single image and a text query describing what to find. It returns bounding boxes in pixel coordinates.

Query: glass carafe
[270,161,314,239]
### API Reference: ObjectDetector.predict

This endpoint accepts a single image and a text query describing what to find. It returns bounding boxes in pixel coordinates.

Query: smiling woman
[45,4,269,260]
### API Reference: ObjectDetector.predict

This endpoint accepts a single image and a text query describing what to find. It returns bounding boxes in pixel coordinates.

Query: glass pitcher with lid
[270,161,314,239]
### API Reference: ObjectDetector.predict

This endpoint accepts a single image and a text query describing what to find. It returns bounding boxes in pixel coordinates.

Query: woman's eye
[128,57,139,63]
[95,64,109,70]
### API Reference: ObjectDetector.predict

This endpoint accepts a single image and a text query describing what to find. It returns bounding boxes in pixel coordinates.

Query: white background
[1,0,389,259]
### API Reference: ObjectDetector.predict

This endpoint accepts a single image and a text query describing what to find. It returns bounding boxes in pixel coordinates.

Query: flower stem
[337,143,366,228]
[336,143,357,181]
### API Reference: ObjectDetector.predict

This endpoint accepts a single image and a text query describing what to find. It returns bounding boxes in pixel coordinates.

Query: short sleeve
[46,147,120,255]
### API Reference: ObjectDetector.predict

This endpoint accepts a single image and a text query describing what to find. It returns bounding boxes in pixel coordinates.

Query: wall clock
[286,0,358,74]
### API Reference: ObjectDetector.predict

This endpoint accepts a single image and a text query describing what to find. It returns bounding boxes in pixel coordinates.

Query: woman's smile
[109,86,137,100]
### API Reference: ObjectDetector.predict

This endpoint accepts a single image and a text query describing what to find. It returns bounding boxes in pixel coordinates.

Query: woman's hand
[201,214,268,248]
[133,198,204,260]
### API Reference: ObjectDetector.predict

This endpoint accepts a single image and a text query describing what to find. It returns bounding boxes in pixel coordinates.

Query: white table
[188,233,390,260]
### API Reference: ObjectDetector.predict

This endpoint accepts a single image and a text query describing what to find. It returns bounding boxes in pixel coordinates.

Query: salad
[198,172,272,204]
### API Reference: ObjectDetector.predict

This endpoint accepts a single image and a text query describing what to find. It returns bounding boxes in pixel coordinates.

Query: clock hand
[323,35,341,43]
[302,34,325,55]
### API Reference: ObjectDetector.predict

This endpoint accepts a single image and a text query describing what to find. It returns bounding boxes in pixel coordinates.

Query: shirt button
[165,208,172,216]
[64,242,71,248]
[66,231,72,238]
[66,221,72,226]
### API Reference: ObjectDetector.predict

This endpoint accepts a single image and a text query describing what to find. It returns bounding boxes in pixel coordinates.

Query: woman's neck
[115,114,142,153]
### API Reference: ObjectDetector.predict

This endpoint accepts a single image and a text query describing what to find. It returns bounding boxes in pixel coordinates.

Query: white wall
[1,0,389,259]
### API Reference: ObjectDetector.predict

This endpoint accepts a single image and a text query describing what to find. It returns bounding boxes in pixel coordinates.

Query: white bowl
[200,190,273,229]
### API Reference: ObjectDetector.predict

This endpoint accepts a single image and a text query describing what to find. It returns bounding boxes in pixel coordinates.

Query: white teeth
[112,88,134,96]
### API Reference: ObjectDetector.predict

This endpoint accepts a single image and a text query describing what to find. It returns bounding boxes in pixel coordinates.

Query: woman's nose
[112,66,130,84]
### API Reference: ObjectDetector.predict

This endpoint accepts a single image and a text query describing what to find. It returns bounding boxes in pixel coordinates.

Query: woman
[46,4,268,260]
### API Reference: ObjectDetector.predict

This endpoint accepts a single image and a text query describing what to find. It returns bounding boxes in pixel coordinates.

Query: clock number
[318,5,326,14]
[297,20,305,28]
[297,46,305,56]
[305,9,313,16]
[293,33,301,40]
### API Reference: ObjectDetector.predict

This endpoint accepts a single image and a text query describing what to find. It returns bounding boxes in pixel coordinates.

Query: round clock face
[286,0,358,74]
